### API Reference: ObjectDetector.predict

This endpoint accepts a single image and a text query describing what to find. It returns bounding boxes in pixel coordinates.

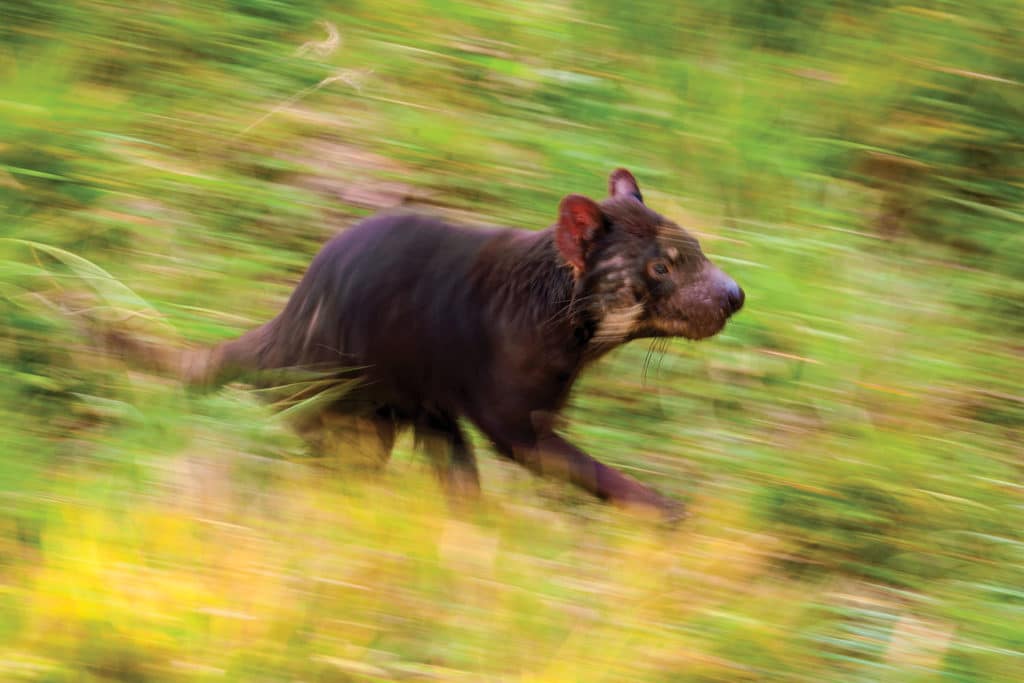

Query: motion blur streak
[1,2,1021,681]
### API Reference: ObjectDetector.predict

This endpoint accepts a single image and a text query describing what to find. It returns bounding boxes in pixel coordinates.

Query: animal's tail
[98,324,211,384]
[55,289,265,389]
[7,238,267,390]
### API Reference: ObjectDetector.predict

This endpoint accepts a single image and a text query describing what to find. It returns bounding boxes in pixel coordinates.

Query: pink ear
[556,194,604,271]
[608,168,643,203]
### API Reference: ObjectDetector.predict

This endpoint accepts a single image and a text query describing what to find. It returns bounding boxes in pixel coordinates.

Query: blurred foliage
[2,0,1022,681]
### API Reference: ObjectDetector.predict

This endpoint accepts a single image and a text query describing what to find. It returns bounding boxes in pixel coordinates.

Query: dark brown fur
[118,170,744,517]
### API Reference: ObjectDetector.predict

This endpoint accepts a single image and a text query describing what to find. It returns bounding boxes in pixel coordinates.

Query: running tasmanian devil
[126,169,744,518]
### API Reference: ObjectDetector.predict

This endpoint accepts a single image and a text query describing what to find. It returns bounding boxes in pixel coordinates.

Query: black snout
[726,280,745,315]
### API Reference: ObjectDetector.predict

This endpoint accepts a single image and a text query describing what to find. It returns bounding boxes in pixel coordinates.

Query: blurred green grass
[2,1,1022,680]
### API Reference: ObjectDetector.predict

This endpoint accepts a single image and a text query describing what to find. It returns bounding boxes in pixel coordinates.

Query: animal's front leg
[532,431,681,518]
[480,411,682,520]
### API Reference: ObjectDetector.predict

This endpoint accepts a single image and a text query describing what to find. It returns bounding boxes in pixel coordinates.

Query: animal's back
[261,213,500,412]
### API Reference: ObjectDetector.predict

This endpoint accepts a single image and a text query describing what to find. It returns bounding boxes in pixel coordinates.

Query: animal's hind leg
[414,412,480,498]
[300,407,397,471]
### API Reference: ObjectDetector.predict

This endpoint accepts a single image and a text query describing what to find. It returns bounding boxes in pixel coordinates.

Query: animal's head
[556,169,744,344]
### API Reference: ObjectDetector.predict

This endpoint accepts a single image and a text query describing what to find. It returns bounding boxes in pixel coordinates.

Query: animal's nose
[725,280,745,315]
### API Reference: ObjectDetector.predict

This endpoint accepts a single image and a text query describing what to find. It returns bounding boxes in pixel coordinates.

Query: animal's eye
[648,260,670,278]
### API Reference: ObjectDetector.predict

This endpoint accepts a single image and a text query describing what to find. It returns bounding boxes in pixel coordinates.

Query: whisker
[655,339,669,376]
[641,340,657,385]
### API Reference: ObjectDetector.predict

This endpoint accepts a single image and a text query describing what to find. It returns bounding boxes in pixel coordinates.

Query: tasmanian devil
[120,169,744,517]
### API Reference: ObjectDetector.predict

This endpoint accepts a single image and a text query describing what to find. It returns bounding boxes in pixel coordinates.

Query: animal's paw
[614,487,687,526]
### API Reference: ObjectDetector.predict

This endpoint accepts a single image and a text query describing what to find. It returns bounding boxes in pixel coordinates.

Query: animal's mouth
[643,309,731,341]
[680,316,729,340]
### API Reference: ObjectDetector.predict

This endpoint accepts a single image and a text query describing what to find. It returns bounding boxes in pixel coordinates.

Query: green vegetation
[2,1,1021,680]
